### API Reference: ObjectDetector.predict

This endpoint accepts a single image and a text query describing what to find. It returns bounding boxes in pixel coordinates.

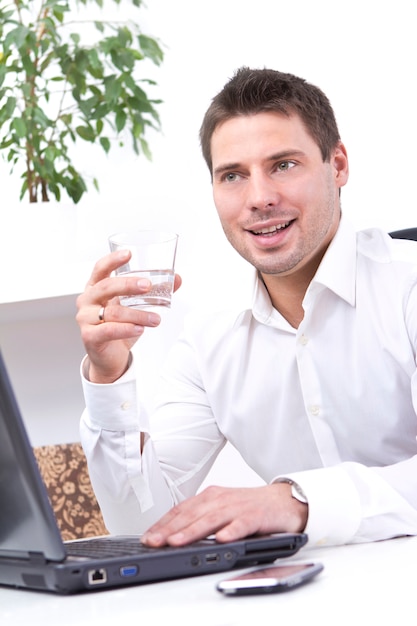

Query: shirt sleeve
[79,345,226,535]
[79,354,174,534]
[274,459,417,547]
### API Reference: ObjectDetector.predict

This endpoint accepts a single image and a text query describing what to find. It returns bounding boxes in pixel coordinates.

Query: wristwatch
[275,478,308,504]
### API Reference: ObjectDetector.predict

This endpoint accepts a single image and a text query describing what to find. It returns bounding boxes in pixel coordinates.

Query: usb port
[205,553,220,564]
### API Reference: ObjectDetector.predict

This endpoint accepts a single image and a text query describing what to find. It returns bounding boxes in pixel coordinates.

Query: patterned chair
[33,442,108,540]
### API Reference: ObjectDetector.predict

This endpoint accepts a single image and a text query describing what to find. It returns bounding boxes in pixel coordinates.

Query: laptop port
[205,553,220,564]
[88,568,107,585]
[119,565,139,577]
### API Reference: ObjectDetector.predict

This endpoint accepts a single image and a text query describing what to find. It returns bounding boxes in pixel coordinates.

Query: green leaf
[110,49,135,72]
[0,137,15,149]
[12,117,26,138]
[99,136,110,153]
[60,113,73,126]
[139,136,152,160]
[116,27,132,48]
[94,21,105,34]
[19,179,28,202]
[132,117,143,139]
[78,96,97,118]
[53,10,64,23]
[48,182,62,202]
[115,109,126,132]
[139,34,164,66]
[4,26,30,54]
[104,76,121,103]
[32,106,51,127]
[91,102,111,120]
[76,125,96,142]
[3,95,16,116]
[67,174,88,204]
[0,9,15,22]
[44,145,57,162]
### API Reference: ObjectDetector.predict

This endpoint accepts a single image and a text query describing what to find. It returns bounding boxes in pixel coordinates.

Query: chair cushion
[33,442,108,540]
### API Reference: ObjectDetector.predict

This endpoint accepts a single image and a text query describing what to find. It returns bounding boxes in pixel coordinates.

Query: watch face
[291,483,308,504]
[275,478,308,504]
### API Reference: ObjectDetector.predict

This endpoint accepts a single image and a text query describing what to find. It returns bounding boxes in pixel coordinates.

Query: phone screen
[216,562,323,595]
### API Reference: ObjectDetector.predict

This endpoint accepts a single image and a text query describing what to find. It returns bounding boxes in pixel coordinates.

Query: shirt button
[309,405,320,416]
[120,401,131,411]
[299,334,309,345]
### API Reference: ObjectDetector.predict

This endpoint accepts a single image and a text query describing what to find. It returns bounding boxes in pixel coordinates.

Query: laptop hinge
[28,551,47,565]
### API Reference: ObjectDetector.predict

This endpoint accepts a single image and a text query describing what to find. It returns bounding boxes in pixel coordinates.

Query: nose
[245,171,280,211]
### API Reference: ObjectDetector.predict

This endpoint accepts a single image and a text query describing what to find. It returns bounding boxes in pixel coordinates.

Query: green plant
[0,0,164,203]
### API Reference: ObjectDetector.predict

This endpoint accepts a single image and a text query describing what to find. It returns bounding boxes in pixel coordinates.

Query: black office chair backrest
[390,228,417,241]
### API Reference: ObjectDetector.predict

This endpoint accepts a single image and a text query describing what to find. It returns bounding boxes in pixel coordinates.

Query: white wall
[1,0,416,486]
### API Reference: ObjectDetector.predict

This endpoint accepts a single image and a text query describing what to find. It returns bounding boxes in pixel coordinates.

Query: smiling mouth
[250,221,293,235]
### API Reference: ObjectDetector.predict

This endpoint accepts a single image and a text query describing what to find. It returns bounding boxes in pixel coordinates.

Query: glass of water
[108,230,179,309]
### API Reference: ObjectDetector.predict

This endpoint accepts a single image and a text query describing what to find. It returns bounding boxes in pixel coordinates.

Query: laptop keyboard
[65,536,213,559]
[65,536,162,558]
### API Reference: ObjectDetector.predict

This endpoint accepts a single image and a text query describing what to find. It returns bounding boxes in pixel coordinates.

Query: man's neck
[261,272,309,329]
[260,243,329,328]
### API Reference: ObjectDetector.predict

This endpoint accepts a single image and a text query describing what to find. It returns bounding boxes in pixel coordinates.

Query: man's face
[211,111,348,282]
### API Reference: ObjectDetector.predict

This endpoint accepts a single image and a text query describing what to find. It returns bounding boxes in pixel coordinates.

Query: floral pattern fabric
[33,442,108,541]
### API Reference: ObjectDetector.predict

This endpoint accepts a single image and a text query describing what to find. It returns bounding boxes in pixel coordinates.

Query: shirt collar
[252,215,357,327]
[306,215,357,307]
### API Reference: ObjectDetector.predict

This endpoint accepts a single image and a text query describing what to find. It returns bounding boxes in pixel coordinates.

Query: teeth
[254,222,290,235]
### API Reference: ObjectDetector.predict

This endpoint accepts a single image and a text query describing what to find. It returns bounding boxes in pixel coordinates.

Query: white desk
[0,535,414,626]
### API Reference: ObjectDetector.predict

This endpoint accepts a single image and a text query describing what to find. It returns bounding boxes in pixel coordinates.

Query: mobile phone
[216,562,324,596]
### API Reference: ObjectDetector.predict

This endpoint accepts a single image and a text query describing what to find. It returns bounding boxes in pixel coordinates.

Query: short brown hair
[199,67,340,174]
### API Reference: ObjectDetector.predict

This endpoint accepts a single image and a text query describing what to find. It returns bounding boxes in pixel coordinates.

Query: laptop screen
[0,349,65,562]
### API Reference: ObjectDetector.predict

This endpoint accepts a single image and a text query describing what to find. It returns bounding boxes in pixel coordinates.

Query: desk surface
[1,535,414,626]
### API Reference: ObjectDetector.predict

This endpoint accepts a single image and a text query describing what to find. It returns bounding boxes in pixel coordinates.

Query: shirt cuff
[272,466,362,547]
[80,353,142,431]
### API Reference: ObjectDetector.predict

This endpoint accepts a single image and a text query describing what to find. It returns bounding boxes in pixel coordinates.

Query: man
[76,67,417,549]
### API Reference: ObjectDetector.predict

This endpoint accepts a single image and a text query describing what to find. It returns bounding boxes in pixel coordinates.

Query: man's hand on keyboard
[141,484,308,547]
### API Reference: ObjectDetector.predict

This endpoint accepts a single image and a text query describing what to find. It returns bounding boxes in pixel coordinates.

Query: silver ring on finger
[98,306,106,323]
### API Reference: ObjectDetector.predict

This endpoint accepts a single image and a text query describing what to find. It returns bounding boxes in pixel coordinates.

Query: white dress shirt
[80,217,417,547]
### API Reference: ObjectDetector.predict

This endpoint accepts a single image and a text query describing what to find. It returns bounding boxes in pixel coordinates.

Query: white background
[3,0,417,295]
[0,0,416,484]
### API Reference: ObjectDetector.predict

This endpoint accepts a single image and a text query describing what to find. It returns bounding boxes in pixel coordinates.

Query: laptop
[0,349,308,594]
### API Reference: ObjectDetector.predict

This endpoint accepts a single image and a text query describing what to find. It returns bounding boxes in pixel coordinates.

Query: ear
[332,141,349,189]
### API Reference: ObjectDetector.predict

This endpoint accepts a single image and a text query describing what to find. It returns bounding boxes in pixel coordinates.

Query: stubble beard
[221,196,339,277]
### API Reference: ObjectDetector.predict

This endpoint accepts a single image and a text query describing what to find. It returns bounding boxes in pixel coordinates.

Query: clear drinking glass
[108,230,179,309]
